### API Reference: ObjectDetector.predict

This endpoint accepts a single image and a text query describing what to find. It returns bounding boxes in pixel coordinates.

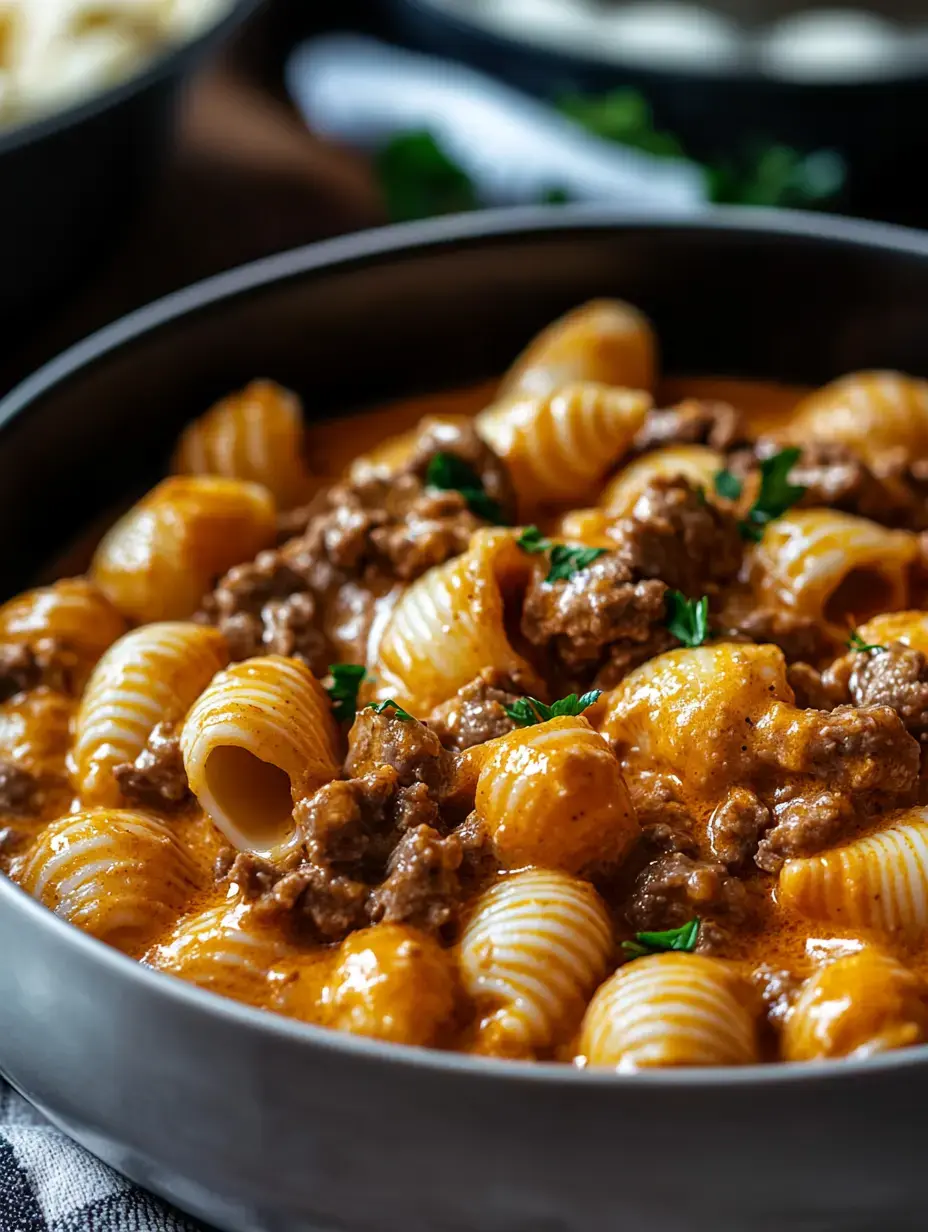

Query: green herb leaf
[739,447,806,541]
[368,699,415,722]
[516,526,551,555]
[559,89,687,161]
[714,469,743,501]
[706,145,845,209]
[847,631,888,655]
[425,452,506,525]
[546,544,608,583]
[622,918,700,959]
[326,664,367,723]
[665,591,710,648]
[503,690,602,728]
[375,131,478,223]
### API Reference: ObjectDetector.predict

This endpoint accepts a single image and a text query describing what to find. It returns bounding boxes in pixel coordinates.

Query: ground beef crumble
[368,824,463,932]
[0,757,39,816]
[707,786,770,868]
[626,852,751,932]
[633,400,745,453]
[113,722,190,811]
[847,644,928,744]
[426,669,527,751]
[0,640,75,701]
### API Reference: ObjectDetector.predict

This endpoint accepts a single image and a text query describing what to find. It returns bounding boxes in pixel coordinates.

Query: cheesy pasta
[5,297,928,1071]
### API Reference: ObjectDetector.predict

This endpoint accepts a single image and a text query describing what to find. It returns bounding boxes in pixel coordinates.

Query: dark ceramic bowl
[0,0,261,341]
[386,0,928,218]
[3,208,928,1232]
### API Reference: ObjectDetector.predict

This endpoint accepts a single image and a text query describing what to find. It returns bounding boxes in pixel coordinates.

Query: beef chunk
[609,478,743,596]
[407,415,516,525]
[787,661,846,711]
[426,669,526,751]
[113,722,190,811]
[792,443,928,531]
[768,704,920,796]
[628,773,694,837]
[346,708,454,797]
[0,757,39,816]
[294,769,399,867]
[707,786,770,868]
[633,400,745,453]
[453,811,499,891]
[226,850,369,941]
[522,551,667,672]
[755,789,856,873]
[0,640,74,700]
[368,824,463,933]
[640,821,699,857]
[626,852,750,931]
[847,643,928,743]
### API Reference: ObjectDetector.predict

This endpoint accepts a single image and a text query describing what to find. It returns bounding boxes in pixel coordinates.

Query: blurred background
[3,0,928,394]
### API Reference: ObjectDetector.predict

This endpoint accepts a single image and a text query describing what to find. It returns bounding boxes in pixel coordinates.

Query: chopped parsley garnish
[847,630,888,655]
[515,526,607,583]
[326,664,367,722]
[739,447,806,542]
[665,591,710,649]
[714,469,743,501]
[367,699,415,722]
[503,690,602,728]
[622,918,700,959]
[546,544,608,583]
[516,525,551,555]
[425,452,505,524]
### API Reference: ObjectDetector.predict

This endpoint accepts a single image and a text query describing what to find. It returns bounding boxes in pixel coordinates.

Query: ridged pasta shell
[0,577,127,691]
[373,529,542,714]
[459,869,613,1057]
[782,948,928,1062]
[580,953,760,1070]
[0,687,74,779]
[599,642,791,799]
[73,622,229,807]
[91,476,277,624]
[181,655,340,854]
[14,809,202,953]
[477,383,651,510]
[788,372,928,464]
[475,717,639,874]
[778,809,928,941]
[497,299,657,402]
[146,900,292,1005]
[172,380,314,509]
[750,509,916,628]
[600,445,724,518]
[855,611,928,658]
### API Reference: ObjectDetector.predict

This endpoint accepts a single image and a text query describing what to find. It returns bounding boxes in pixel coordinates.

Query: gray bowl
[2,208,928,1232]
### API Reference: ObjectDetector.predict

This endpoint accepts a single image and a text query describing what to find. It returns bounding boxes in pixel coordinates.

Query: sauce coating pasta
[5,298,928,1069]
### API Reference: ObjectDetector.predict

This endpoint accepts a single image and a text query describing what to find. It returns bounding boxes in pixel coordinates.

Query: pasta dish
[3,298,928,1070]
[0,0,230,129]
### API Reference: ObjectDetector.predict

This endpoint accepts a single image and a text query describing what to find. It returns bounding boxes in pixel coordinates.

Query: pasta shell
[73,622,229,808]
[312,924,459,1047]
[497,299,657,402]
[14,809,202,953]
[599,642,791,801]
[477,383,651,511]
[600,445,724,518]
[91,476,276,624]
[749,509,916,629]
[373,529,542,714]
[181,655,340,854]
[782,948,928,1062]
[854,610,928,658]
[0,688,74,780]
[580,953,760,1070]
[172,380,315,509]
[475,717,639,874]
[0,577,127,692]
[551,508,613,549]
[778,809,928,942]
[146,900,293,1005]
[788,372,928,464]
[459,869,613,1057]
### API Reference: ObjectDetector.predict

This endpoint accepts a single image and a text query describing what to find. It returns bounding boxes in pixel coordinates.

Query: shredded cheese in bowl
[0,0,230,130]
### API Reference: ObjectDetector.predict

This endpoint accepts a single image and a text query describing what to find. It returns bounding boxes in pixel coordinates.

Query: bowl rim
[395,0,928,87]
[0,0,262,158]
[6,202,928,1090]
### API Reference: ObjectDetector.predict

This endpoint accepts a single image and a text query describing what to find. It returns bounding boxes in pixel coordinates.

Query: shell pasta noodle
[10,296,928,1069]
[173,380,315,509]
[181,655,340,853]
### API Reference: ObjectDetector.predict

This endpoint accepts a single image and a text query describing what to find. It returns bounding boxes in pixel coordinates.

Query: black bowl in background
[4,209,928,1232]
[386,0,928,222]
[0,0,262,345]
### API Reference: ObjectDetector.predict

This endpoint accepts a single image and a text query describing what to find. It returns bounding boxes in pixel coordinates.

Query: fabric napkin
[0,1078,202,1232]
